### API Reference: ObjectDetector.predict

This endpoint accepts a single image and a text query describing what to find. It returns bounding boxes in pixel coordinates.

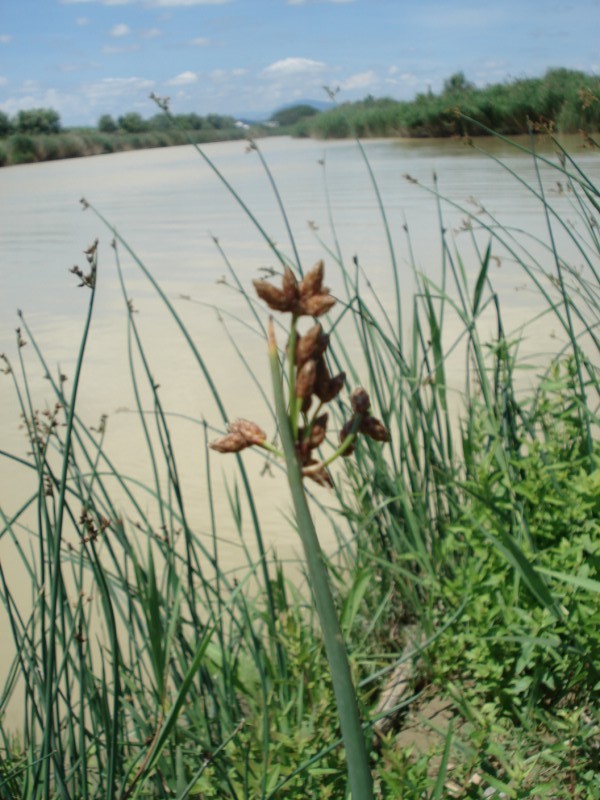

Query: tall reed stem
[267,319,374,800]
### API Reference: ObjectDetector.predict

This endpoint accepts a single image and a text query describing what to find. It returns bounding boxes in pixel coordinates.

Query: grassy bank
[3,69,600,168]
[0,124,598,799]
[303,69,600,139]
[0,127,248,167]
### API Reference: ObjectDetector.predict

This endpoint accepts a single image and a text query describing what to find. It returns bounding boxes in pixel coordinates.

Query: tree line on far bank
[0,108,238,138]
[1,68,599,167]
[303,68,600,139]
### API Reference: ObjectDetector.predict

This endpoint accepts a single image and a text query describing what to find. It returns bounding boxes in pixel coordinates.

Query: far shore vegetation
[1,67,600,167]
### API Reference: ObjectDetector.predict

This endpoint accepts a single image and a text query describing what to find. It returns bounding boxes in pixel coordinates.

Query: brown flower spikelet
[350,387,371,415]
[253,279,289,312]
[339,419,356,456]
[360,415,391,442]
[229,419,266,446]
[302,457,334,488]
[295,323,328,367]
[282,267,299,306]
[298,293,336,318]
[298,259,324,298]
[300,413,328,449]
[296,359,317,399]
[209,432,248,453]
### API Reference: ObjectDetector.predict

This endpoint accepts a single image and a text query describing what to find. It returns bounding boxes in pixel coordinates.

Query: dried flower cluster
[253,259,335,317]
[210,260,390,486]
[70,239,98,289]
[210,418,267,453]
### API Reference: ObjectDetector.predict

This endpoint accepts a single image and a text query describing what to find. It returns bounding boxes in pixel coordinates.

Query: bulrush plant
[210,259,389,800]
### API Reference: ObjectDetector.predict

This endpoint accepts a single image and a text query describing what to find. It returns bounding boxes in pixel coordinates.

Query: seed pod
[253,279,289,312]
[322,371,346,402]
[299,259,324,298]
[360,415,391,442]
[299,293,336,317]
[209,432,248,453]
[229,418,266,446]
[302,457,334,488]
[314,357,331,401]
[304,413,328,449]
[296,359,317,399]
[339,419,356,456]
[295,323,329,367]
[350,387,371,415]
[282,267,299,306]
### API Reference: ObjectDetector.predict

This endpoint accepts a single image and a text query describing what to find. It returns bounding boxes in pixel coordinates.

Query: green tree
[270,104,319,126]
[0,111,12,137]
[442,72,475,95]
[117,112,148,133]
[98,114,118,133]
[16,108,61,135]
[205,113,234,130]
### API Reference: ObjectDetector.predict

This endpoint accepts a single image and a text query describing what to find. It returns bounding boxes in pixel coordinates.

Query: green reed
[0,117,598,799]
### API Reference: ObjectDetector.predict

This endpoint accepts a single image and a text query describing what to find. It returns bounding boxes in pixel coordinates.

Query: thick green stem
[268,319,373,800]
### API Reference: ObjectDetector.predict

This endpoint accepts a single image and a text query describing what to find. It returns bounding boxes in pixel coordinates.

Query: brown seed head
[314,357,331,401]
[253,279,289,312]
[282,267,299,306]
[296,359,317,399]
[229,419,266,446]
[303,413,328,449]
[299,259,324,298]
[319,370,346,403]
[339,419,356,457]
[302,458,334,488]
[295,323,329,367]
[209,432,248,453]
[360,416,391,442]
[298,293,336,318]
[350,387,371,415]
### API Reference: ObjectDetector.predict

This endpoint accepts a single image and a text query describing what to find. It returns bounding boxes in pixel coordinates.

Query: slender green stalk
[267,319,374,800]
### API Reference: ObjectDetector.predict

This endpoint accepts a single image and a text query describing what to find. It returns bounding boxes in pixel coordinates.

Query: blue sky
[0,0,599,126]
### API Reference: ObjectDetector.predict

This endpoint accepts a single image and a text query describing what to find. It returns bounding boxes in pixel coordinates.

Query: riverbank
[0,126,250,167]
[2,68,598,168]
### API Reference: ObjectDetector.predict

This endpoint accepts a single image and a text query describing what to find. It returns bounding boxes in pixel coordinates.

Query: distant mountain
[235,99,334,125]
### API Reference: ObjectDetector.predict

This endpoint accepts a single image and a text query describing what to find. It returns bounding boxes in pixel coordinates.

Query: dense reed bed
[304,69,600,139]
[0,120,598,799]
[0,127,247,167]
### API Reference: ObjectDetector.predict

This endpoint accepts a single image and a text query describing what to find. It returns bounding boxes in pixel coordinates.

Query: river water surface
[0,134,596,627]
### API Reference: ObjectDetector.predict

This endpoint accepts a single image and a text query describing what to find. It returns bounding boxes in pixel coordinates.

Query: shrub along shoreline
[1,68,599,167]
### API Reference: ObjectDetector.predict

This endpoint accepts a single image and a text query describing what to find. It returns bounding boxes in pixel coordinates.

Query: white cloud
[76,17,90,25]
[0,77,8,86]
[263,57,327,76]
[90,76,154,92]
[141,28,162,38]
[0,34,12,44]
[189,36,210,46]
[110,23,131,37]
[167,70,198,86]
[340,70,378,91]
